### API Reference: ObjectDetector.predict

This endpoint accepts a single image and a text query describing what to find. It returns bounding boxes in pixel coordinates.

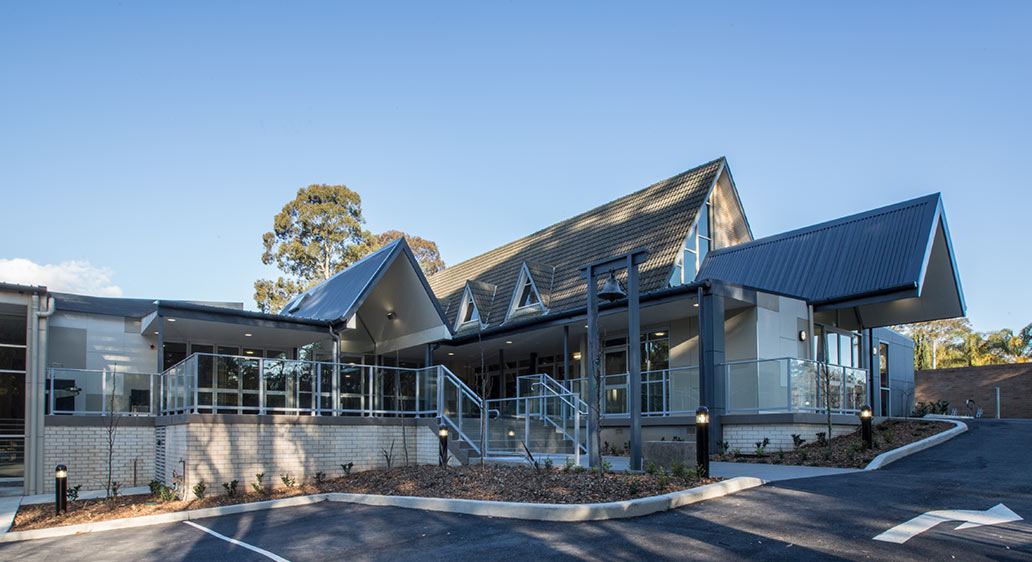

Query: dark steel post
[55,465,67,515]
[586,265,600,467]
[627,256,642,471]
[695,407,710,478]
[860,405,873,449]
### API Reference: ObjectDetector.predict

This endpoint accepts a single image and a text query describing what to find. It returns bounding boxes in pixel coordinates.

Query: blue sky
[1,2,1028,332]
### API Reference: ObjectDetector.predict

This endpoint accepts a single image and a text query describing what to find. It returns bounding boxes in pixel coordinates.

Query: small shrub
[816,432,828,447]
[882,429,895,443]
[67,484,82,502]
[671,461,689,481]
[159,484,177,502]
[341,462,354,476]
[252,473,266,495]
[754,437,770,456]
[381,440,396,470]
[110,481,121,498]
[775,451,785,464]
[718,441,729,455]
[149,480,163,496]
[281,474,296,488]
[573,464,587,473]
[543,457,554,471]
[223,480,239,497]
[799,450,809,462]
[599,459,612,474]
[644,461,658,475]
[564,457,576,471]
[730,448,741,459]
[192,480,207,499]
[315,471,326,484]
[791,434,806,449]
[658,472,671,487]
[629,479,640,495]
[671,435,684,442]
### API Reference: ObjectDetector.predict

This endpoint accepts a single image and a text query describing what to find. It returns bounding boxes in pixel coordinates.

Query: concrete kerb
[864,419,968,471]
[0,477,764,543]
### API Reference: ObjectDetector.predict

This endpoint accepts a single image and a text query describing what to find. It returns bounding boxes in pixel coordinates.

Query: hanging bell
[598,272,626,303]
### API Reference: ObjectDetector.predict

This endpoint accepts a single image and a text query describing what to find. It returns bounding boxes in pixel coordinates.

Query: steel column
[585,264,600,467]
[627,255,642,471]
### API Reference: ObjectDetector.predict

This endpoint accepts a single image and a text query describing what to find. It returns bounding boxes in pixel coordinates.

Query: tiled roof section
[429,157,725,328]
[698,194,942,305]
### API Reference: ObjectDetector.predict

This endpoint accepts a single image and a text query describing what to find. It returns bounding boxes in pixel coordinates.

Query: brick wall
[723,423,855,452]
[44,422,155,492]
[915,364,1032,418]
[163,415,441,497]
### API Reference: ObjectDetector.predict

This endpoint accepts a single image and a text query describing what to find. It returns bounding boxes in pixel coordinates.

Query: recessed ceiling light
[167,318,176,322]
[448,352,455,356]
[245,350,254,355]
[653,332,666,337]
[244,333,253,337]
[153,331,159,335]
[692,303,700,308]
[505,340,513,344]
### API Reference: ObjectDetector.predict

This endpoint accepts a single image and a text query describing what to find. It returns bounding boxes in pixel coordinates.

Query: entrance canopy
[698,193,965,330]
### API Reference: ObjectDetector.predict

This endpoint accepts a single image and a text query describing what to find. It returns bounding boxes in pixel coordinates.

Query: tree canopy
[254,184,445,313]
[895,319,1032,369]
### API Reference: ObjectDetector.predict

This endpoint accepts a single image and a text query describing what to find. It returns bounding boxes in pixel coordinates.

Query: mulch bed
[13,464,714,532]
[713,419,954,469]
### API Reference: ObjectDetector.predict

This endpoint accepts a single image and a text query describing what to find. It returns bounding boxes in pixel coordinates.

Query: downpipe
[30,295,55,494]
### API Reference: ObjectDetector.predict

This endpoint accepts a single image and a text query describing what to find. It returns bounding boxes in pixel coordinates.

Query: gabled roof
[698,193,966,327]
[280,238,450,329]
[429,157,727,329]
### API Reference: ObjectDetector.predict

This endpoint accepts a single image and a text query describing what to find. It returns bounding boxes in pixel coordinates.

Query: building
[0,157,965,495]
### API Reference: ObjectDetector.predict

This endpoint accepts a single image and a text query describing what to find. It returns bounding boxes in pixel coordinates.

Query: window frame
[670,200,715,286]
[454,285,484,331]
[504,263,548,322]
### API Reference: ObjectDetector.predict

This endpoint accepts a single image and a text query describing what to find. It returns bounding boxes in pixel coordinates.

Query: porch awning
[698,193,965,330]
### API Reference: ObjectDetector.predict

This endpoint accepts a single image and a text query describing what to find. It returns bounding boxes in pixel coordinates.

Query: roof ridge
[433,157,726,278]
[706,193,940,258]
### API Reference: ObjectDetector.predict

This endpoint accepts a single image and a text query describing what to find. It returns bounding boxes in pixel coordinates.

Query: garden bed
[714,419,953,468]
[13,464,715,531]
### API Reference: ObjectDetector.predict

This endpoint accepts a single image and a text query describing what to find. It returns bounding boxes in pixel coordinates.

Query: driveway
[3,419,1030,561]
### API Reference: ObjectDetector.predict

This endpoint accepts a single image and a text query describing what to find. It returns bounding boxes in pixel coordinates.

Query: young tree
[105,374,121,498]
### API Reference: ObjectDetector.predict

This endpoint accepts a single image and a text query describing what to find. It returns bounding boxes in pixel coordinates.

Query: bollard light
[438,420,449,467]
[55,465,68,516]
[695,406,710,478]
[859,405,873,449]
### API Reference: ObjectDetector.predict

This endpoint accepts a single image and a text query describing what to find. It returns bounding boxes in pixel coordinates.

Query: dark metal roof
[430,157,727,333]
[278,239,402,322]
[53,292,243,318]
[697,193,961,308]
[278,238,452,330]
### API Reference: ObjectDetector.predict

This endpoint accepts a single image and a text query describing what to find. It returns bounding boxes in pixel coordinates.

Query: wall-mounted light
[447,352,455,356]
[167,318,176,322]
[244,333,253,337]
[572,352,582,360]
[799,330,808,342]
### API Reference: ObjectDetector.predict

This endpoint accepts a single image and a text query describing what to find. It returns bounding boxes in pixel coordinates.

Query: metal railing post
[574,407,581,466]
[48,371,55,415]
[436,366,444,419]
[524,397,531,448]
[786,359,793,413]
[101,370,107,416]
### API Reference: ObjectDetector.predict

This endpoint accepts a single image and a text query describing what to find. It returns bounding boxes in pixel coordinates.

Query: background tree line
[895,318,1032,370]
[254,184,445,313]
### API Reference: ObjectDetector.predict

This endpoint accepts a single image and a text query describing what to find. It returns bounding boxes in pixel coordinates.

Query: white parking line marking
[184,520,291,561]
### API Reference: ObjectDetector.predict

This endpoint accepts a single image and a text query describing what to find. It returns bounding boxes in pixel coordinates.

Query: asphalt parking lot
[3,419,1030,561]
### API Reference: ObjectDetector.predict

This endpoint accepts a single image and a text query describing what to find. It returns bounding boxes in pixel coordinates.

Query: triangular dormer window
[506,264,546,321]
[455,285,482,330]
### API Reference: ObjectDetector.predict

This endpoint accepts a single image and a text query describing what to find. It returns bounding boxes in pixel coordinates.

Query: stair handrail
[436,365,485,456]
[527,375,588,457]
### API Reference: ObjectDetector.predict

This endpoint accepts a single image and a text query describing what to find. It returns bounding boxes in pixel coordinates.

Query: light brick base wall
[43,424,155,492]
[723,423,856,452]
[165,417,442,497]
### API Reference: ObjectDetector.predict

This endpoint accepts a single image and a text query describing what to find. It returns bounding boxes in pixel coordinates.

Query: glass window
[0,347,26,371]
[0,312,27,345]
[825,333,839,365]
[879,343,889,388]
[461,293,479,323]
[163,342,187,370]
[698,202,711,238]
[517,277,538,307]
